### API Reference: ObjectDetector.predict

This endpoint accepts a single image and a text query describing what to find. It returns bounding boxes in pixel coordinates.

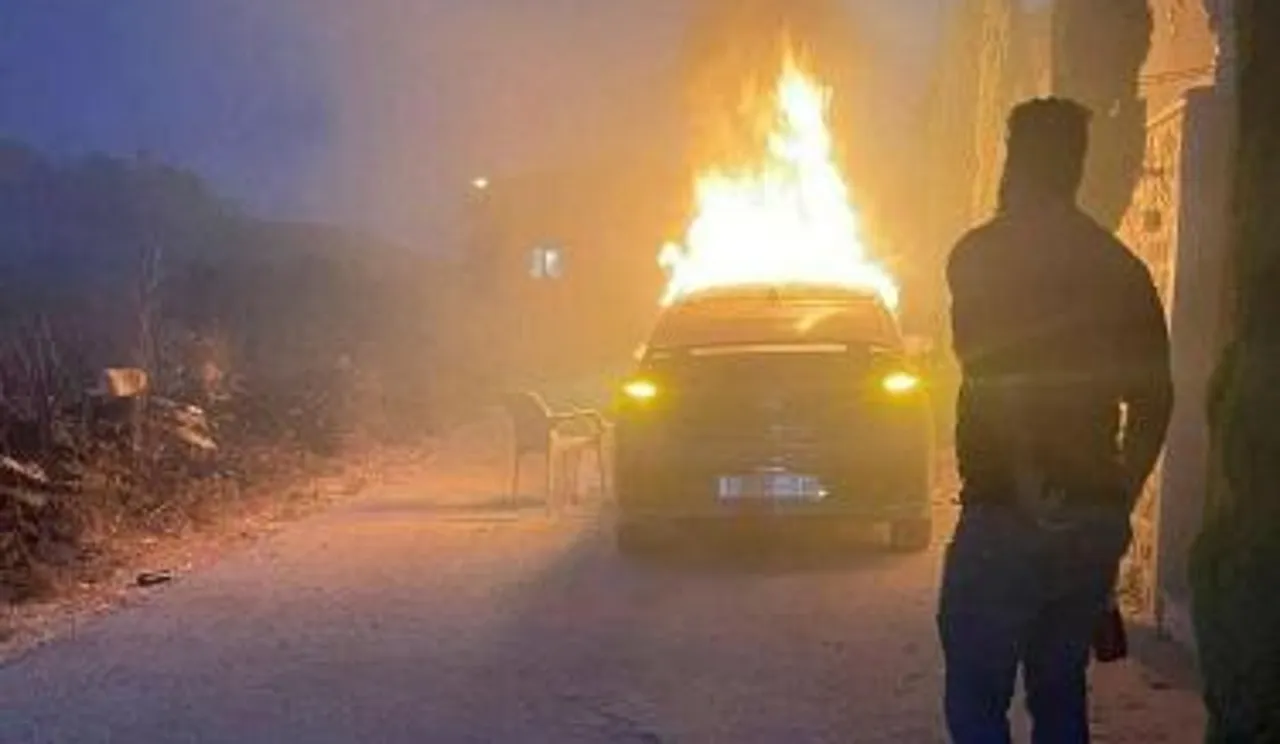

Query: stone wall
[1117,101,1187,619]
[1113,0,1233,644]
[1142,0,1217,114]
[1159,86,1233,646]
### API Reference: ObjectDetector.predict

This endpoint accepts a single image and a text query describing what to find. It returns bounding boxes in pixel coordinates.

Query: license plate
[718,473,826,502]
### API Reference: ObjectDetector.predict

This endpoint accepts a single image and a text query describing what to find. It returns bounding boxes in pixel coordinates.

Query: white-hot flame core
[660,56,899,310]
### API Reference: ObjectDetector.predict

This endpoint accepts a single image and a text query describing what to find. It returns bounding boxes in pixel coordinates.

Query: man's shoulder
[946,207,1155,288]
[947,221,1004,274]
[1073,213,1154,284]
[952,219,1003,251]
[1074,211,1128,252]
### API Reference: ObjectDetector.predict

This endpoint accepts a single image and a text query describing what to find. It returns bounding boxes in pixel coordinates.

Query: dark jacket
[948,201,1173,506]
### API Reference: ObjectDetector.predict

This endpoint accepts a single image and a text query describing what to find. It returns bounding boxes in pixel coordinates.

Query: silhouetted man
[939,98,1173,743]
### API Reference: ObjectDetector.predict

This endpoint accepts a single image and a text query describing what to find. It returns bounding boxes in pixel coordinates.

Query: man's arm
[947,238,978,483]
[946,234,984,371]
[1118,262,1174,501]
[947,233,1002,488]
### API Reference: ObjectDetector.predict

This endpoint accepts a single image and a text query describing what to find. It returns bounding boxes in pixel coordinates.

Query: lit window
[530,245,565,279]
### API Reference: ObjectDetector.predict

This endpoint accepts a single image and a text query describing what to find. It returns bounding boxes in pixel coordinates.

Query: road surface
[0,440,1205,743]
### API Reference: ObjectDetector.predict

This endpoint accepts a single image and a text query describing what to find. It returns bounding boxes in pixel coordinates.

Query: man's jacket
[948,202,1174,507]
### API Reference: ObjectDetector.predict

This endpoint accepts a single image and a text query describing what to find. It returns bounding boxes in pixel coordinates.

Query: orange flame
[660,53,898,309]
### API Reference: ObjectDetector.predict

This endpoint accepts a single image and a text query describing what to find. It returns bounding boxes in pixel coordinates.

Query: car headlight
[881,371,921,395]
[622,378,660,402]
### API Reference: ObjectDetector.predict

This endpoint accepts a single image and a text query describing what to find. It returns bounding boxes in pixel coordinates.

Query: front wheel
[889,517,933,553]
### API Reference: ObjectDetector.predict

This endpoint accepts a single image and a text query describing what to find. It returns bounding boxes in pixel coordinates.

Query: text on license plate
[718,473,826,501]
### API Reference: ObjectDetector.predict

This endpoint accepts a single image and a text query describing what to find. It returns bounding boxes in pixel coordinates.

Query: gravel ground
[0,439,1205,743]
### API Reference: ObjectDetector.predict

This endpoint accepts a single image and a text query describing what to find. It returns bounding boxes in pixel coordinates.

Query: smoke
[4,0,949,250]
[289,0,943,249]
[284,0,691,247]
[681,0,870,171]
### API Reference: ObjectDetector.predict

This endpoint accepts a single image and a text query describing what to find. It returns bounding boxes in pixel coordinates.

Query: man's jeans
[938,502,1132,744]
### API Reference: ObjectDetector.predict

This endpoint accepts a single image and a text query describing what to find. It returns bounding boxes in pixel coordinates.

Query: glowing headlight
[622,379,659,402]
[882,372,921,395]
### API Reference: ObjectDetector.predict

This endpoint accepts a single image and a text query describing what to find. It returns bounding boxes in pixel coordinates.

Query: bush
[0,143,458,603]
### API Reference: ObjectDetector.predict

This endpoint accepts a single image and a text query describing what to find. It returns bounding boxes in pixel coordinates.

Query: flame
[660,54,898,310]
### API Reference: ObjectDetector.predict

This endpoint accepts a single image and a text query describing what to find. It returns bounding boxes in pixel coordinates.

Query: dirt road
[0,445,1204,743]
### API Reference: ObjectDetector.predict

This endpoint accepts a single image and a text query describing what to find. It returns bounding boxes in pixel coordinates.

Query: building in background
[458,150,686,407]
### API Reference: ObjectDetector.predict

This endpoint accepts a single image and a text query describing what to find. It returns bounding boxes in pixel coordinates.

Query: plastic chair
[499,391,609,510]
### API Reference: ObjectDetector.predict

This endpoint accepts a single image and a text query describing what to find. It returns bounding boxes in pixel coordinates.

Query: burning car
[612,284,933,553]
[613,50,931,552]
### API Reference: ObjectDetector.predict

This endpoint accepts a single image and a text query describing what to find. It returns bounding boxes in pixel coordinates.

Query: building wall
[1142,0,1217,116]
[1113,0,1230,645]
[1117,100,1189,619]
[1137,0,1231,646]
[1156,86,1232,645]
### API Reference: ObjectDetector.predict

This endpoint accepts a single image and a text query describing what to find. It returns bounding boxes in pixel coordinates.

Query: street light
[471,176,490,191]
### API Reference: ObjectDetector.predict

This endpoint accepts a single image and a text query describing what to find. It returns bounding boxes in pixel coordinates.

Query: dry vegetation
[0,140,477,606]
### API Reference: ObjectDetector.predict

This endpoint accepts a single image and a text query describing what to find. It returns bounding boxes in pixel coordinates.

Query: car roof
[650,284,900,350]
[668,284,886,306]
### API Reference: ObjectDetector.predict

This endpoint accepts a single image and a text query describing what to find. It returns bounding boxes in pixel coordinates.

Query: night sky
[1,1,946,246]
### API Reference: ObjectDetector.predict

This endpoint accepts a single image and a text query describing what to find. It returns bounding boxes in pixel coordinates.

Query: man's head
[999,98,1092,210]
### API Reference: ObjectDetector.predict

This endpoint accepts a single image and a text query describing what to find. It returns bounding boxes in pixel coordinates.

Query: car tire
[889,517,933,553]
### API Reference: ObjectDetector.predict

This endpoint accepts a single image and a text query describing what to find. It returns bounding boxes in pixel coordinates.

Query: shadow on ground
[410,507,948,743]
[349,493,551,517]
[615,530,912,577]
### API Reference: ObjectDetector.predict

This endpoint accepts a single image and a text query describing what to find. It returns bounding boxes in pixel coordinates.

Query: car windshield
[647,289,900,353]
